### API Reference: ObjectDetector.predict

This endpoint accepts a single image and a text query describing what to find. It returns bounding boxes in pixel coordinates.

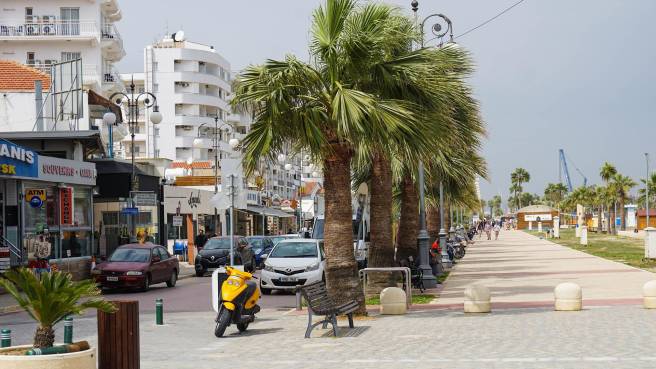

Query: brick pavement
[434,229,656,308]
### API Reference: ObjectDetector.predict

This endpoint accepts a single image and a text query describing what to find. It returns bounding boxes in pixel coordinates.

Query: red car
[93,244,179,291]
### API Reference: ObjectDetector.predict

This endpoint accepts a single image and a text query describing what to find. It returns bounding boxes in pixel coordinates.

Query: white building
[129,34,232,161]
[0,0,126,97]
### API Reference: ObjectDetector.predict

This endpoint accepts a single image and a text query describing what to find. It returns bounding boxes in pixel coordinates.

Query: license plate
[106,276,119,282]
[279,276,297,282]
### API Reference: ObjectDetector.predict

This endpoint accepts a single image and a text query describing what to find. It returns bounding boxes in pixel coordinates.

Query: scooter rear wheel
[214,308,231,337]
[237,322,249,332]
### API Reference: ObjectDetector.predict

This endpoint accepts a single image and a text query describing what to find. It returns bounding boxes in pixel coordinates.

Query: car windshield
[204,238,232,250]
[272,236,294,245]
[109,248,150,262]
[248,238,263,248]
[269,242,318,258]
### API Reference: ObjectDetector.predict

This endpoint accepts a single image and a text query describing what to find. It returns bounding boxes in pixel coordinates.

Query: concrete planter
[0,345,96,369]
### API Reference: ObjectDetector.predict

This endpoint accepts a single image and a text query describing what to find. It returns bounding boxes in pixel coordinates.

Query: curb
[0,304,21,315]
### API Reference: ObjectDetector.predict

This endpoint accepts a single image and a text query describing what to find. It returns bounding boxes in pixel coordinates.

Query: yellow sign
[26,188,47,208]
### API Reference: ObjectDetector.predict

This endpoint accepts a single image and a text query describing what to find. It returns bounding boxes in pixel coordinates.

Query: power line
[455,0,528,40]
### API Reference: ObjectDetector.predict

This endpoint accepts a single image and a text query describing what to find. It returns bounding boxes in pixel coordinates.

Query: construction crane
[559,149,587,192]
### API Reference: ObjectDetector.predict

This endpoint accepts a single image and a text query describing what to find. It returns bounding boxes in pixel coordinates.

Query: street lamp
[194,116,233,234]
[412,1,455,285]
[646,153,650,228]
[103,76,162,242]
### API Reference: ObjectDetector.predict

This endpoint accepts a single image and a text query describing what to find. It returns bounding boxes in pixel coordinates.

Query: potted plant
[0,268,116,369]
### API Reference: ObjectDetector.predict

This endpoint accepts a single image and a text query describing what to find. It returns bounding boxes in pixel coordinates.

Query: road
[0,273,295,346]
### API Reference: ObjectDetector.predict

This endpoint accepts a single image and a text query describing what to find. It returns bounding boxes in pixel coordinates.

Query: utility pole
[647,153,650,229]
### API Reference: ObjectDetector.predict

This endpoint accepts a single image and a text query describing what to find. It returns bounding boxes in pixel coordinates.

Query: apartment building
[0,0,125,96]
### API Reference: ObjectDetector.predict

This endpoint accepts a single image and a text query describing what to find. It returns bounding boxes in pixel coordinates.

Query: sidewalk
[434,230,655,309]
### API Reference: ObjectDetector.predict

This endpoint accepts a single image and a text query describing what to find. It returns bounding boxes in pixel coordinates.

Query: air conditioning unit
[41,17,57,35]
[183,126,193,131]
[181,82,189,87]
[44,59,58,67]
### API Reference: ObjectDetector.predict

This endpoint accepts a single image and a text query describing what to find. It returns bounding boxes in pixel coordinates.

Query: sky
[117,0,656,207]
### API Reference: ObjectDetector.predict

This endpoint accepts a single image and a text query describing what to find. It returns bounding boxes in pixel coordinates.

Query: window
[153,83,159,93]
[26,52,35,64]
[61,52,81,62]
[152,62,158,71]
[60,7,80,36]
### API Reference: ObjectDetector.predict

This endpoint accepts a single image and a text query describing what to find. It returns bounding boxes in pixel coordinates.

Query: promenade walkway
[435,229,654,308]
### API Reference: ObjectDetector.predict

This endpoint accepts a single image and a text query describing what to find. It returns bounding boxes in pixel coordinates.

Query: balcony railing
[25,62,99,84]
[101,23,122,43]
[0,20,98,39]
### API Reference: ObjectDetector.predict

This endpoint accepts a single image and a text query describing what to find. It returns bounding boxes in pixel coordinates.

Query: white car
[259,239,325,294]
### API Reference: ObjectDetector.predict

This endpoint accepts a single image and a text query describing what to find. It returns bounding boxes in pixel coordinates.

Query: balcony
[0,20,99,41]
[102,68,124,94]
[101,0,121,21]
[101,23,125,61]
[174,114,220,127]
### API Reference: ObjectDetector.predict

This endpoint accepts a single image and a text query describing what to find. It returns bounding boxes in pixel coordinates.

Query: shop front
[163,185,217,254]
[0,139,96,278]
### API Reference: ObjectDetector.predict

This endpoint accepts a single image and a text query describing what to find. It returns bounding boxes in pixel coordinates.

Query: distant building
[515,205,558,230]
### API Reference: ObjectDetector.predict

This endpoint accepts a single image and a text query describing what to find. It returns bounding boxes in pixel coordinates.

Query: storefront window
[73,186,91,227]
[61,230,90,258]
[23,183,58,231]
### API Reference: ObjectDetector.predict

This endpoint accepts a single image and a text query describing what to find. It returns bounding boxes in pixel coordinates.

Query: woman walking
[493,222,501,240]
[484,221,492,240]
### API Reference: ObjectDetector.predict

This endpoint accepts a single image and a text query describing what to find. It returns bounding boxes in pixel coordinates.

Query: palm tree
[612,174,636,230]
[600,162,617,233]
[637,173,656,208]
[233,0,455,309]
[544,183,568,208]
[508,183,522,211]
[510,168,530,209]
[0,269,115,348]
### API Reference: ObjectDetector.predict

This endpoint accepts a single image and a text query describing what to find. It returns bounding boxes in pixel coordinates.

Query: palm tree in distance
[600,162,618,233]
[612,174,636,231]
[510,168,530,209]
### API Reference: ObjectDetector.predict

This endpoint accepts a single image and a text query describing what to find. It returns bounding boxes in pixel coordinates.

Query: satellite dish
[173,30,185,42]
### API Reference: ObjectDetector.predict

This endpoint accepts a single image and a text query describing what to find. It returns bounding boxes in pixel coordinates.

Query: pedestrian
[484,221,492,240]
[493,222,501,240]
[194,229,207,250]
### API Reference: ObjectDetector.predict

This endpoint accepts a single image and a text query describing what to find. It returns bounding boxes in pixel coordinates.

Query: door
[60,7,80,36]
[149,248,166,283]
[158,247,175,280]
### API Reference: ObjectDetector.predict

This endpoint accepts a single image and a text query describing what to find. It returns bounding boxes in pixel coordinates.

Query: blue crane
[559,149,587,192]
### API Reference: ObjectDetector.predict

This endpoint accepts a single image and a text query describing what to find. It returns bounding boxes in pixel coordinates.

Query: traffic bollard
[156,298,163,325]
[64,316,73,344]
[1,329,10,348]
[295,286,302,311]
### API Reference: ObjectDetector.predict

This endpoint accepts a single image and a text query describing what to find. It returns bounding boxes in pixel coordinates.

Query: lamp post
[412,1,455,283]
[194,116,233,234]
[103,76,162,242]
[646,153,650,229]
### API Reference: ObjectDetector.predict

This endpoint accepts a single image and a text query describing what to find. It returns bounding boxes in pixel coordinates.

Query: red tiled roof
[637,209,656,217]
[170,161,213,169]
[0,60,51,91]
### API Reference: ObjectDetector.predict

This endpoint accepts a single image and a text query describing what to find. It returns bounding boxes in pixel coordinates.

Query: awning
[88,89,123,123]
[246,205,295,218]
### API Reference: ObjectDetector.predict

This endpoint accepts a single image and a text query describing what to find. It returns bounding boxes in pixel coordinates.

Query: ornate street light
[103,76,162,242]
[411,1,456,287]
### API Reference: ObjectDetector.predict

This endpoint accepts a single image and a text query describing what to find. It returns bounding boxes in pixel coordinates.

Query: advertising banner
[0,139,38,178]
[59,187,74,225]
[524,214,552,222]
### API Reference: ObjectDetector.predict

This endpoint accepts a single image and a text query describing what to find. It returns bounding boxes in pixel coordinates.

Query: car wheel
[166,270,177,287]
[195,270,205,277]
[260,283,272,295]
[141,274,150,292]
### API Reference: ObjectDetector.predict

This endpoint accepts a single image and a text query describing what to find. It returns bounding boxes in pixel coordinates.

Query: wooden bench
[300,281,358,338]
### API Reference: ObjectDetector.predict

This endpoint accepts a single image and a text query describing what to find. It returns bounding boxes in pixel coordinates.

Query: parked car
[246,236,275,268]
[259,239,325,295]
[270,234,300,246]
[92,244,179,291]
[195,236,255,276]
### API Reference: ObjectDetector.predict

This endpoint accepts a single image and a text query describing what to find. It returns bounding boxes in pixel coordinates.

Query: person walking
[484,221,492,240]
[493,222,501,240]
[194,229,208,250]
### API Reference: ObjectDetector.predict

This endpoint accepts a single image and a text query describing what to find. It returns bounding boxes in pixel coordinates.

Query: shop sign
[524,214,552,222]
[172,215,183,227]
[39,156,96,186]
[59,187,74,225]
[188,191,201,208]
[121,207,139,215]
[132,191,158,206]
[26,188,46,208]
[0,139,38,178]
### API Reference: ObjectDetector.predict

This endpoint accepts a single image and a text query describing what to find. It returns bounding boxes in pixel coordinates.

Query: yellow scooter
[214,266,261,337]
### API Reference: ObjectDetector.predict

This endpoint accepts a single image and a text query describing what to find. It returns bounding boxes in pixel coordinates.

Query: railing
[101,23,123,47]
[0,20,98,38]
[1,236,22,268]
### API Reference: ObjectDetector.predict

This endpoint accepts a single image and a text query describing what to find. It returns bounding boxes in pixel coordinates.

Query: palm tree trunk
[34,325,55,348]
[396,175,418,262]
[322,143,365,312]
[426,203,440,242]
[598,204,603,233]
[444,203,452,231]
[368,152,394,268]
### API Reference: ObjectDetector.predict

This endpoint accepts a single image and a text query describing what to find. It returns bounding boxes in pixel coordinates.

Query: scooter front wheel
[214,308,231,337]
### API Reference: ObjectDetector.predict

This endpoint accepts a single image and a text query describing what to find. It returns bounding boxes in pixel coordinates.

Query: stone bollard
[464,284,491,313]
[643,280,656,308]
[538,222,542,232]
[580,226,588,245]
[644,227,656,258]
[554,282,582,311]
[553,216,560,238]
[380,287,407,315]
[528,221,533,231]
